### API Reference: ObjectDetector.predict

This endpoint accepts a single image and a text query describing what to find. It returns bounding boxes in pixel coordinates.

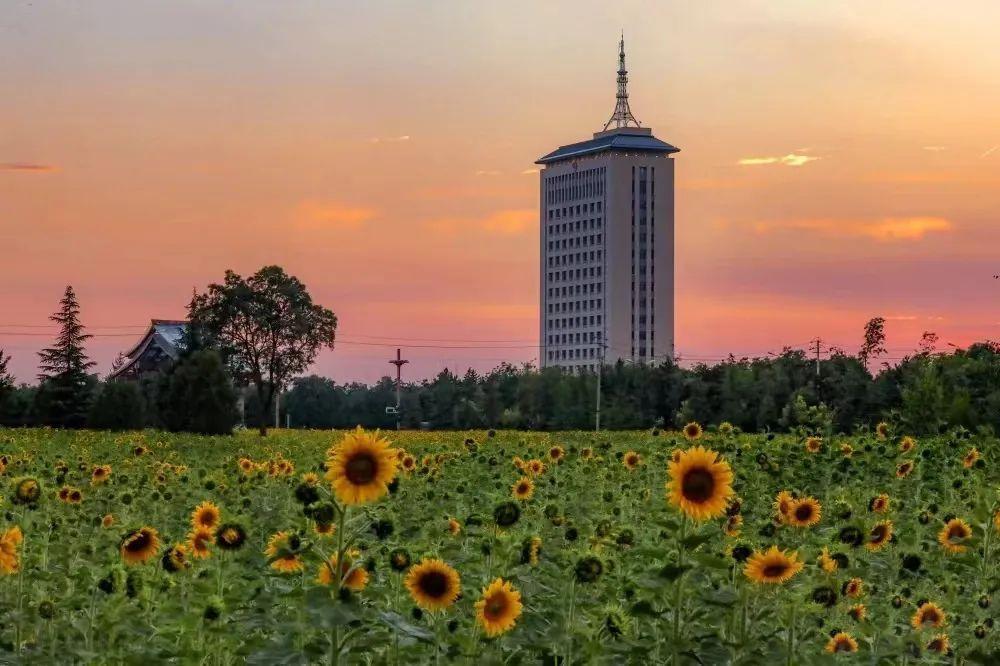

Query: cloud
[521,168,540,175]
[294,201,377,230]
[885,315,918,321]
[737,153,820,167]
[922,146,947,152]
[753,216,954,241]
[475,169,502,176]
[981,145,998,158]
[425,209,535,236]
[368,135,410,144]
[1,162,57,172]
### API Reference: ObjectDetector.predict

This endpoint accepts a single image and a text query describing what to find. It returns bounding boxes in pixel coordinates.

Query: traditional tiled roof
[109,319,187,379]
[536,128,679,165]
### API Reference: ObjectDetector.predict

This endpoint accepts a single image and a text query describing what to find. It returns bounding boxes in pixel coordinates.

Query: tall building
[537,37,679,372]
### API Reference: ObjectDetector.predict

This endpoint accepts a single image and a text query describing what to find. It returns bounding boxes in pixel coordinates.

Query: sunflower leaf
[376,611,435,643]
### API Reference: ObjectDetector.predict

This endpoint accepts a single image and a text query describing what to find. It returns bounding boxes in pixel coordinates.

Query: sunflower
[548,445,565,462]
[580,447,594,460]
[869,494,890,514]
[91,465,111,485]
[862,520,892,551]
[899,436,916,453]
[787,498,822,528]
[475,578,523,637]
[57,486,70,502]
[938,518,972,554]
[743,546,804,584]
[325,428,398,506]
[215,523,247,550]
[963,448,980,468]
[265,531,304,573]
[317,552,369,591]
[825,632,859,654]
[191,501,221,532]
[718,421,734,435]
[667,447,734,521]
[926,634,950,654]
[121,527,161,565]
[188,527,214,559]
[995,510,1000,534]
[314,521,335,536]
[0,525,23,575]
[843,577,864,598]
[774,490,796,523]
[237,458,255,475]
[400,455,416,473]
[13,478,41,505]
[912,603,946,630]
[162,543,191,573]
[875,422,890,439]
[101,514,115,529]
[622,451,642,470]
[448,518,461,536]
[804,437,822,453]
[682,422,703,441]
[724,514,743,537]
[848,604,867,622]
[512,477,534,501]
[840,443,854,457]
[301,472,319,486]
[527,459,546,476]
[68,488,82,504]
[525,536,542,566]
[405,558,461,611]
[818,547,838,573]
[896,460,915,478]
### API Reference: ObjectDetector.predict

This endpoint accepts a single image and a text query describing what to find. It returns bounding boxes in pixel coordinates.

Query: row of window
[547,348,600,361]
[548,330,602,345]
[547,217,603,235]
[547,314,603,329]
[547,233,602,252]
[545,168,606,205]
[546,296,602,312]
[547,266,602,281]
[548,250,602,267]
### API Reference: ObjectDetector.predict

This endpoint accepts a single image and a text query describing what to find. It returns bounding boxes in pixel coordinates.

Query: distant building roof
[109,319,187,380]
[536,127,679,165]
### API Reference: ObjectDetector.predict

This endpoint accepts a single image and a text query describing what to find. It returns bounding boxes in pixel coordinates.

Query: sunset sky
[2,1,999,383]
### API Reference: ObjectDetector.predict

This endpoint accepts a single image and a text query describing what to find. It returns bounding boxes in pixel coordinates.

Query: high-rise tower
[537,36,678,371]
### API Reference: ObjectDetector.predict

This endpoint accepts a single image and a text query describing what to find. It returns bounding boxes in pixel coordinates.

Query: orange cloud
[425,209,535,235]
[1,162,57,172]
[294,201,377,230]
[753,217,953,241]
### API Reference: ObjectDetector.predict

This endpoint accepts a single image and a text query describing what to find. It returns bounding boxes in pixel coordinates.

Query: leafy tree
[35,286,96,428]
[159,349,237,435]
[0,348,13,412]
[189,266,337,435]
[284,375,341,429]
[859,316,887,371]
[88,381,146,431]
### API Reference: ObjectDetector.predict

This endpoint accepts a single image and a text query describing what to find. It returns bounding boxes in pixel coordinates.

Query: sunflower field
[0,424,997,664]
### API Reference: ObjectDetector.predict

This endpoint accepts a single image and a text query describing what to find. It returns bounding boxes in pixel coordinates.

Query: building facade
[537,38,679,372]
[108,319,187,381]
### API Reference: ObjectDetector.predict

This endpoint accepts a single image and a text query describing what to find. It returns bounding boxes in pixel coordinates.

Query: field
[0,426,997,664]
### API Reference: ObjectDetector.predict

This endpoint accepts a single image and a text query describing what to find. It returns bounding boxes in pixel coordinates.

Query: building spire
[602,33,641,131]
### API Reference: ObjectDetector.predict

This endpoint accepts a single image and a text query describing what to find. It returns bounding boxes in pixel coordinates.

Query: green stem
[673,517,688,665]
[565,578,577,666]
[329,504,348,666]
[786,598,797,666]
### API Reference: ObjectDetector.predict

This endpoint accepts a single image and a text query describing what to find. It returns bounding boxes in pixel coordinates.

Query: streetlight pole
[595,342,606,431]
[388,348,409,431]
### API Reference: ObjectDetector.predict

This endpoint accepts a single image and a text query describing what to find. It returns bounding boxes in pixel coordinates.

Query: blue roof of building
[536,131,679,165]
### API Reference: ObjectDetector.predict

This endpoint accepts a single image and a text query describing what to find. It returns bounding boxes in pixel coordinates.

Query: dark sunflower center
[834,639,851,652]
[681,468,716,503]
[419,571,449,599]
[795,505,813,521]
[485,595,507,619]
[947,526,967,541]
[126,532,150,553]
[871,527,887,542]
[762,563,788,578]
[345,454,377,485]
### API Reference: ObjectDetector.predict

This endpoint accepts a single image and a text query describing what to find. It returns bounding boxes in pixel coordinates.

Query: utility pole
[274,386,280,430]
[388,348,409,430]
[811,338,822,377]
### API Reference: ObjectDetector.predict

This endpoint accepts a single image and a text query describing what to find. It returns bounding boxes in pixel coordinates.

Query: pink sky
[2,2,999,383]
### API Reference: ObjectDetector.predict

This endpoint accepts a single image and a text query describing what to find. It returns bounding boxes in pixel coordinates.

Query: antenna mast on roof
[602,33,642,131]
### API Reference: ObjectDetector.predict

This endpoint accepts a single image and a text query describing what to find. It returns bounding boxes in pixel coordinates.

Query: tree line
[3,277,999,436]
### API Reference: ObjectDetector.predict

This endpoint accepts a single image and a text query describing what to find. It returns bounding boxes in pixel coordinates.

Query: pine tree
[35,286,96,427]
[0,348,14,409]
